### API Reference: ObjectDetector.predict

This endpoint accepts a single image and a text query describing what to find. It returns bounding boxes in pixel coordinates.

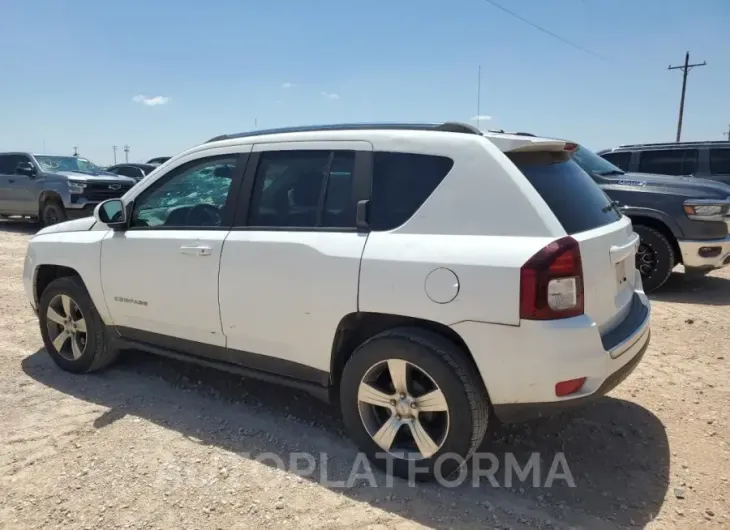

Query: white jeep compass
[23,122,651,479]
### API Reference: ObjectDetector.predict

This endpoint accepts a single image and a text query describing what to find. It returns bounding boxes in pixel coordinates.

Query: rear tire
[633,225,675,293]
[40,200,67,227]
[340,327,489,481]
[38,276,119,373]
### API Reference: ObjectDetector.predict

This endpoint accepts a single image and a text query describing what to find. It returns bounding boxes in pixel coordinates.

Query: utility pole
[724,125,730,140]
[112,145,118,165]
[124,145,130,163]
[668,51,706,142]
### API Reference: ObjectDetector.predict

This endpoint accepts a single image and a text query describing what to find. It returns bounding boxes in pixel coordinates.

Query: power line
[483,0,609,61]
[668,51,706,142]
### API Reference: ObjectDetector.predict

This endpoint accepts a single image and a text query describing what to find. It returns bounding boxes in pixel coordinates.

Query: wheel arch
[329,312,489,401]
[34,265,86,308]
[627,214,682,265]
[39,190,64,208]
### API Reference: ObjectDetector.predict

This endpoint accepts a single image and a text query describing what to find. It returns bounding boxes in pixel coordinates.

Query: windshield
[571,145,624,176]
[34,155,106,175]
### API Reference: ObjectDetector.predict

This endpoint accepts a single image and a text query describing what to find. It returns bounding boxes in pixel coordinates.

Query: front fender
[25,230,113,325]
[38,180,72,208]
[621,207,685,240]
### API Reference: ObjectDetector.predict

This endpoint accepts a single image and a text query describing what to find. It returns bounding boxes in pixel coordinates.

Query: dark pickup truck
[572,145,730,292]
[0,152,136,226]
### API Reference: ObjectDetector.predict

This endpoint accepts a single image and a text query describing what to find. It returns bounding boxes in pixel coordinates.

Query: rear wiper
[595,170,625,176]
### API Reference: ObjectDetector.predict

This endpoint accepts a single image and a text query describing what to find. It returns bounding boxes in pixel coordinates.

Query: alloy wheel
[636,242,657,277]
[44,207,60,226]
[46,294,88,360]
[357,359,450,460]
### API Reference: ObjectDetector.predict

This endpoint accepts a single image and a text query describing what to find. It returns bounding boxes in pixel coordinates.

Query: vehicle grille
[83,182,133,202]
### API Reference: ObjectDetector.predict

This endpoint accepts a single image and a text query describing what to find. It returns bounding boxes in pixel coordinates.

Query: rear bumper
[678,236,730,271]
[451,287,651,423]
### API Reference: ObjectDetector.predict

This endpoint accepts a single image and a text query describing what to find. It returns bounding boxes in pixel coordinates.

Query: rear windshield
[509,151,621,235]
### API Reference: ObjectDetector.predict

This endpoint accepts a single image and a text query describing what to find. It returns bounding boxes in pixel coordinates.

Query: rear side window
[510,151,621,235]
[709,148,730,175]
[248,150,356,229]
[369,152,453,231]
[0,155,11,174]
[638,149,698,176]
[600,151,631,170]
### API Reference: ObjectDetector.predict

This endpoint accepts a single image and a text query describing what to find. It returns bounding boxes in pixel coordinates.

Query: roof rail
[616,140,730,149]
[205,121,483,143]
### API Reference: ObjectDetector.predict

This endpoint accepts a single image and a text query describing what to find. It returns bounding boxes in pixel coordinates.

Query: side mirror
[94,199,127,229]
[16,161,36,177]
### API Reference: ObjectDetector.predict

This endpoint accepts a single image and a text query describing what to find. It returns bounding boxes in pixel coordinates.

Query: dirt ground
[0,221,728,530]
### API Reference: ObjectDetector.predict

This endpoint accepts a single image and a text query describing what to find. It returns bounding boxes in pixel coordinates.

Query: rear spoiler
[487,134,578,154]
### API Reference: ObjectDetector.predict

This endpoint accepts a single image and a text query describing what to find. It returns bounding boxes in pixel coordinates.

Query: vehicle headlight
[67,180,86,194]
[683,201,730,221]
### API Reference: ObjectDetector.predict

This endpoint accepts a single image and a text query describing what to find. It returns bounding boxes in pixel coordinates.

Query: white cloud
[471,114,492,121]
[321,91,340,100]
[132,95,170,106]
[281,82,295,89]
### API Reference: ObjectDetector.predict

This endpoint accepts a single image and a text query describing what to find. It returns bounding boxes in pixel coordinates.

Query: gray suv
[0,153,136,226]
[598,141,730,185]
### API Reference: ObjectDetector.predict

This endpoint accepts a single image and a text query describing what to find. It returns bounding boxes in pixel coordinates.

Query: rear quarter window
[709,148,730,175]
[509,151,622,235]
[600,151,631,170]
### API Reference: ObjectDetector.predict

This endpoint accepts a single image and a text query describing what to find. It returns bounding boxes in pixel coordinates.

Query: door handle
[180,245,212,256]
[8,179,15,183]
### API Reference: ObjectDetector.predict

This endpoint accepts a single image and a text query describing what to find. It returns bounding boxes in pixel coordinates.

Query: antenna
[476,65,482,130]
[73,146,78,157]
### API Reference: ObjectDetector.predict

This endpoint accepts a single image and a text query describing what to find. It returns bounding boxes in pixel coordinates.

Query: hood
[35,216,98,236]
[53,171,136,185]
[609,172,730,199]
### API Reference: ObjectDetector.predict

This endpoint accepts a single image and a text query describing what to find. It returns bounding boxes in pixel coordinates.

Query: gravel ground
[1,221,728,529]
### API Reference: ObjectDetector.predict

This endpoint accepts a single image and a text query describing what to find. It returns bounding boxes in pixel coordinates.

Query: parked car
[146,156,171,166]
[572,145,730,292]
[598,141,730,185]
[23,122,650,480]
[0,153,136,226]
[106,163,157,182]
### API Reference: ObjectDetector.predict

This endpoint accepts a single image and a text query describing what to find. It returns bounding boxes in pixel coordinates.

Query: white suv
[23,122,651,479]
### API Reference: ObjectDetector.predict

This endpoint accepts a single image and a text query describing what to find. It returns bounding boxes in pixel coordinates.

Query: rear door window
[600,151,631,170]
[638,149,698,176]
[709,148,730,175]
[509,151,621,235]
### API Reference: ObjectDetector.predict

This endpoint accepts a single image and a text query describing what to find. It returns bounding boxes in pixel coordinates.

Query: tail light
[520,236,584,320]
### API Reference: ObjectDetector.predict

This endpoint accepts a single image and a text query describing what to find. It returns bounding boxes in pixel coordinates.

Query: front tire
[40,200,67,227]
[340,328,489,481]
[38,276,118,373]
[633,225,675,293]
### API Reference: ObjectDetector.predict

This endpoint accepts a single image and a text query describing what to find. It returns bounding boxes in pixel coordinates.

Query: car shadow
[0,219,39,234]
[22,349,669,528]
[651,270,730,306]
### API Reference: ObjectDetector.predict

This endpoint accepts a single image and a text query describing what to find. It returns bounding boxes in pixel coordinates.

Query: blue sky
[1,0,728,164]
